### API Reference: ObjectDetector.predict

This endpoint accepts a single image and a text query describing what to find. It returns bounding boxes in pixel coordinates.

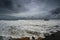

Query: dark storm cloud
[0,0,60,20]
[0,0,28,14]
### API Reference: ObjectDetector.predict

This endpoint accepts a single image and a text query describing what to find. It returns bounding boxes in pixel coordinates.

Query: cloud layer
[0,0,60,20]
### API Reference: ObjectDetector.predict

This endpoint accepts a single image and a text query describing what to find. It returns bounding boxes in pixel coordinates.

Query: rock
[44,19,49,21]
[0,36,12,40]
[20,37,30,40]
[32,36,35,40]
[54,25,60,27]
[44,31,60,40]
[0,36,3,40]
[36,37,43,40]
[12,37,30,40]
[44,33,50,38]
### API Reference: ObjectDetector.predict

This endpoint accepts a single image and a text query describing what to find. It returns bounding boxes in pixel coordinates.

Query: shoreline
[0,31,60,40]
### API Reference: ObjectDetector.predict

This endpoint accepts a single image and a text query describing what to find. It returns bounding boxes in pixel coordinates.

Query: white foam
[0,20,60,38]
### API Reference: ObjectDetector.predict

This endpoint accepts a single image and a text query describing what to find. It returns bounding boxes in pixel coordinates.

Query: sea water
[0,20,60,40]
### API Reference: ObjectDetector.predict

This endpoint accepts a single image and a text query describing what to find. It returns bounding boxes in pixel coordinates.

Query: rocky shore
[44,31,60,40]
[0,31,60,40]
[11,37,43,40]
[0,36,43,40]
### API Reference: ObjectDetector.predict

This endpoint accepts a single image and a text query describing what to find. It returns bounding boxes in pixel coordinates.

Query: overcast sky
[0,0,60,20]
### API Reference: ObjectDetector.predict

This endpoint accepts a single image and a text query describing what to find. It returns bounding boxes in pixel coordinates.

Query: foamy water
[0,20,60,39]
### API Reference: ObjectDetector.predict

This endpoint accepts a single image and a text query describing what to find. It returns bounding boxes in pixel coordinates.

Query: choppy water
[0,20,60,39]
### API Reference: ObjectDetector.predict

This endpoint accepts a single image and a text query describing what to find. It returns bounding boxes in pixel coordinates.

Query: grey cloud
[0,0,60,20]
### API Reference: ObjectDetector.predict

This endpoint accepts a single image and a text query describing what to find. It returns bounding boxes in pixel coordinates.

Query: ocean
[0,20,60,39]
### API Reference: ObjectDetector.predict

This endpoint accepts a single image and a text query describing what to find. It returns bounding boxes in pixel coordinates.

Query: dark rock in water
[36,37,43,40]
[0,36,3,40]
[20,37,30,40]
[44,19,49,21]
[44,31,60,40]
[50,31,55,34]
[0,36,11,40]
[10,37,43,40]
[12,37,30,40]
[54,25,60,27]
[32,36,35,40]
[44,33,50,38]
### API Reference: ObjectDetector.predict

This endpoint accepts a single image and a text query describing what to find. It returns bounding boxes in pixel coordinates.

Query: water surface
[0,20,60,38]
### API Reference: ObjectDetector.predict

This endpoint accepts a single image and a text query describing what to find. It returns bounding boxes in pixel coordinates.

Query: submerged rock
[36,37,43,40]
[0,36,11,40]
[54,25,60,27]
[0,36,3,40]
[44,31,60,40]
[0,36,44,40]
[11,37,30,40]
[44,34,49,38]
[44,19,50,21]
[32,36,35,40]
